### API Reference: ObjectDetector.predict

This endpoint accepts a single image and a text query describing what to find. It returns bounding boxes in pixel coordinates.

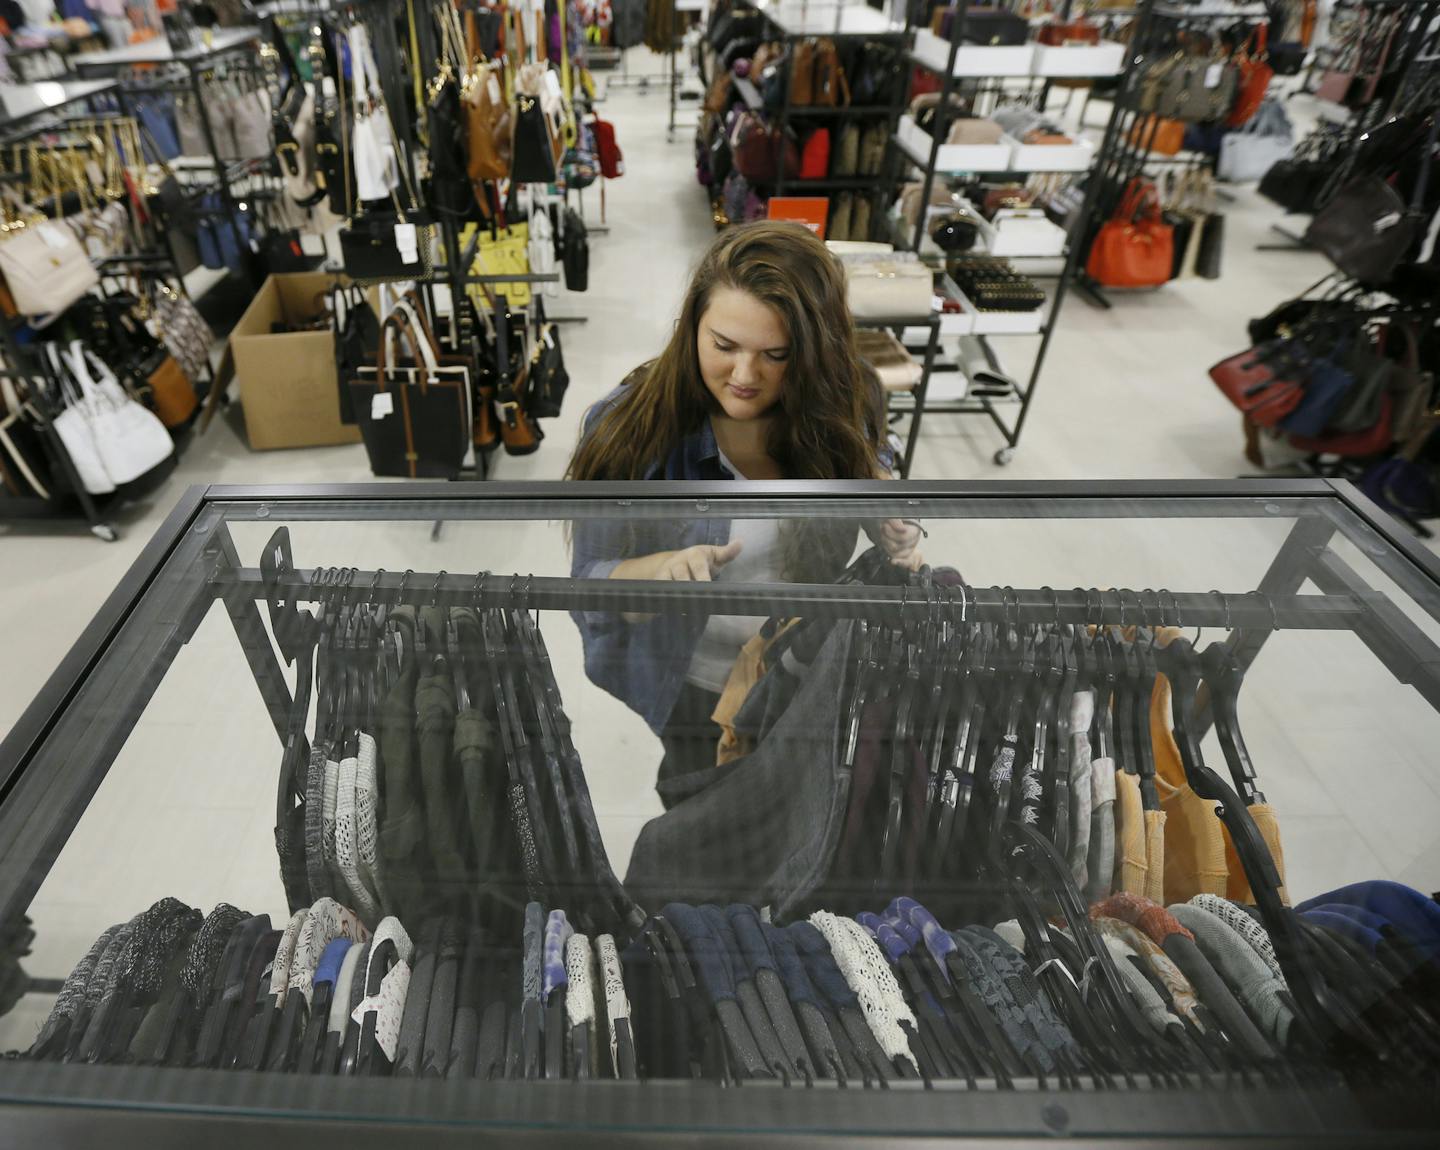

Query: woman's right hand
[619,541,744,622]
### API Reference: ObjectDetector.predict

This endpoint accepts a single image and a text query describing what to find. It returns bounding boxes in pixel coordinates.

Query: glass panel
[2,487,1438,1137]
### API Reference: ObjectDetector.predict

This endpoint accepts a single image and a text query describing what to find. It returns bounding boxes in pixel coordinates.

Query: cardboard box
[229,272,364,450]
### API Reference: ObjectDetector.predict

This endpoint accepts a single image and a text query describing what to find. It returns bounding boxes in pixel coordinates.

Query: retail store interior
[1,0,1440,1142]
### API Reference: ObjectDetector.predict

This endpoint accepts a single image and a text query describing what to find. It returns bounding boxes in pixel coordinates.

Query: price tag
[371,392,394,419]
[487,75,502,105]
[36,224,68,250]
[394,222,419,265]
[1205,64,1223,89]
[544,70,563,102]
[542,327,555,349]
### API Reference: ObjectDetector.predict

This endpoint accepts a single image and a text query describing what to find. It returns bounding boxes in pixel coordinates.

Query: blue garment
[1301,909,1385,955]
[569,383,890,734]
[1297,880,1440,963]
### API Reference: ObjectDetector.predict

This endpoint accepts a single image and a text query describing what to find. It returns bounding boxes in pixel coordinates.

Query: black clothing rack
[3,479,1440,1139]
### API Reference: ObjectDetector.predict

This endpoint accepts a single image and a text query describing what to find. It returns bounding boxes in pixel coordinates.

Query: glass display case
[2,479,1439,1145]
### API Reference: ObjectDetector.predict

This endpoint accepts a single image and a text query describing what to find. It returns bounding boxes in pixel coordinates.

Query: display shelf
[750,0,906,38]
[0,80,117,134]
[959,290,1045,334]
[896,114,1010,173]
[1032,40,1127,76]
[1003,132,1095,172]
[912,31,1035,76]
[70,26,260,73]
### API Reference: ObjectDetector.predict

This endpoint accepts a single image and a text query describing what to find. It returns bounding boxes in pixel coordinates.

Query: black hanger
[356,938,398,1076]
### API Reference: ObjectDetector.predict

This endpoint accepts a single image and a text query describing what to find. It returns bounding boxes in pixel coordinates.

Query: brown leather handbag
[464,46,511,190]
[145,354,198,428]
[1038,20,1100,46]
[811,38,850,107]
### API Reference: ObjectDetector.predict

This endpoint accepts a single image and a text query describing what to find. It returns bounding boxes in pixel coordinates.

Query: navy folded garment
[1298,881,1440,963]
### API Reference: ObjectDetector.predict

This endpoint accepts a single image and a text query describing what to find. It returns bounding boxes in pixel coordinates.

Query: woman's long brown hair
[566,221,884,483]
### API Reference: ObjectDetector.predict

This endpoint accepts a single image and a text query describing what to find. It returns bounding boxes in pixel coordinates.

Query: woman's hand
[879,519,924,572]
[617,541,744,621]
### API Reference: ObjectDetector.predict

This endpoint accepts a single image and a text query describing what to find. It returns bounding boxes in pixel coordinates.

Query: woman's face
[696,286,790,421]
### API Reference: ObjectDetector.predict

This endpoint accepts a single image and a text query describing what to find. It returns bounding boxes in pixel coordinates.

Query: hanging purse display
[334,285,381,425]
[1143,53,1239,123]
[1085,178,1174,288]
[511,92,560,183]
[426,7,473,220]
[347,310,470,479]
[1209,339,1308,428]
[52,341,175,490]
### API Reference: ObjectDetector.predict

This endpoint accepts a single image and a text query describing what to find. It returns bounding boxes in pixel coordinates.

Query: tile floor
[2,55,1438,1048]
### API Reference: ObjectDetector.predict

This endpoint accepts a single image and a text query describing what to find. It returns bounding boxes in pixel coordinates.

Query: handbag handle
[393,297,440,371]
[378,312,431,394]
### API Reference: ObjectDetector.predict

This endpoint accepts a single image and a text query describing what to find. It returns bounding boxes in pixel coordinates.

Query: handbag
[1227,24,1273,128]
[526,317,569,418]
[1209,340,1307,428]
[561,207,589,292]
[334,285,381,425]
[1129,115,1185,156]
[832,124,860,177]
[348,311,470,479]
[150,283,213,386]
[348,24,401,203]
[512,93,560,183]
[1306,177,1421,285]
[466,60,513,188]
[592,117,624,179]
[838,252,934,319]
[960,8,1028,46]
[0,215,99,324]
[1038,20,1101,46]
[1085,178,1174,288]
[56,341,175,489]
[730,112,800,182]
[800,128,830,180]
[142,353,198,428]
[339,208,437,282]
[1258,123,1342,212]
[858,123,888,177]
[467,221,533,307]
[492,306,542,455]
[1144,54,1238,122]
[1218,98,1292,182]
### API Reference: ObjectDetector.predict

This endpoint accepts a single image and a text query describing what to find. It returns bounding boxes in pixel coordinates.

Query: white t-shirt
[684,446,783,693]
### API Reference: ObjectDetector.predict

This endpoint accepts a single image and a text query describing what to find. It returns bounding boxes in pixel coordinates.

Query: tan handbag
[0,219,99,323]
[947,118,1005,145]
[144,354,198,428]
[839,254,934,319]
[464,14,512,187]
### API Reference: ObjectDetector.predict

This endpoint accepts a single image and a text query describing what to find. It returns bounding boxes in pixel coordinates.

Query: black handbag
[1195,211,1224,280]
[339,209,436,283]
[526,316,570,419]
[1306,176,1421,285]
[959,8,1028,46]
[334,285,381,424]
[511,95,559,183]
[561,207,589,292]
[348,311,469,478]
[427,70,472,220]
[260,230,321,274]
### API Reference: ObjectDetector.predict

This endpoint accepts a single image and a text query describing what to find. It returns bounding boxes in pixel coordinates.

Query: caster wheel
[91,523,119,542]
[994,447,1015,466]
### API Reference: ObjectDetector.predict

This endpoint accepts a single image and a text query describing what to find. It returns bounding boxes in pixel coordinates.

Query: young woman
[567,221,922,805]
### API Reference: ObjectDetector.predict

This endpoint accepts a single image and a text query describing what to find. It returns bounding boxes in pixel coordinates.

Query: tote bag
[348,25,400,203]
[64,341,174,486]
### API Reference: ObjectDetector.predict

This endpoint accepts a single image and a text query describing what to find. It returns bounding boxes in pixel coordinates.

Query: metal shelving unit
[891,1,1142,466]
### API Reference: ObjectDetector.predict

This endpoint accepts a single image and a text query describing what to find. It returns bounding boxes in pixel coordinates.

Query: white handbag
[838,252,935,320]
[46,344,115,495]
[1218,99,1294,183]
[527,195,559,299]
[60,341,173,488]
[348,25,400,204]
[0,220,100,322]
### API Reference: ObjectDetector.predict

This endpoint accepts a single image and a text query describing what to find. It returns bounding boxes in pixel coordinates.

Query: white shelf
[1004,133,1095,172]
[959,291,1044,335]
[914,30,1035,76]
[979,209,1068,258]
[897,115,1010,173]
[1032,40,1127,77]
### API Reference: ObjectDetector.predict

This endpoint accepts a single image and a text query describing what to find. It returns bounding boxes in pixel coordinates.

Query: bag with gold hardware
[0,216,99,324]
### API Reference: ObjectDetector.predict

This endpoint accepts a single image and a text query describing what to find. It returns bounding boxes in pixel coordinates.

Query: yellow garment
[1114,769,1148,896]
[1224,804,1289,906]
[711,620,800,766]
[1152,672,1229,904]
[1143,808,1167,905]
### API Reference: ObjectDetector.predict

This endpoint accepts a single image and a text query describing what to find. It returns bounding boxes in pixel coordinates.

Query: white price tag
[543,70,563,102]
[542,327,555,349]
[394,222,419,265]
[1205,64,1223,89]
[36,224,68,251]
[371,392,394,419]
[487,75,502,105]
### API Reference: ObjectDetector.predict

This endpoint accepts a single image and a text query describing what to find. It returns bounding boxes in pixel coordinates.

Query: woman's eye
[765,350,790,363]
[713,340,736,353]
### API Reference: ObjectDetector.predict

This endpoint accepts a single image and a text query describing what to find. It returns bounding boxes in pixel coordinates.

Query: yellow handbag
[464,221,531,308]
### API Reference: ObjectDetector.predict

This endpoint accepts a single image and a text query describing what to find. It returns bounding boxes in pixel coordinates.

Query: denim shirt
[569,384,892,735]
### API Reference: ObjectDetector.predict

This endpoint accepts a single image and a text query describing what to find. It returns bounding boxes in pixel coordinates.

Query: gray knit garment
[179,904,249,998]
[117,898,203,1000]
[46,926,118,1026]
[1189,893,1286,987]
[1169,902,1294,1046]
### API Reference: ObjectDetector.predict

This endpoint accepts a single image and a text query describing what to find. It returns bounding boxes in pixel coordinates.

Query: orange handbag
[1128,114,1185,155]
[1086,178,1174,288]
[1228,24,1274,127]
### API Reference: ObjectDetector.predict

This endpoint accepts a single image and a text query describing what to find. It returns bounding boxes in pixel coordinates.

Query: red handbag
[591,117,625,179]
[1227,24,1274,127]
[1288,392,1393,457]
[730,112,800,182]
[1085,178,1174,288]
[800,127,831,180]
[1209,344,1305,428]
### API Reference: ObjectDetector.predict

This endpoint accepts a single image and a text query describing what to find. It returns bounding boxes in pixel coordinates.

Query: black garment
[656,683,723,810]
[626,624,854,918]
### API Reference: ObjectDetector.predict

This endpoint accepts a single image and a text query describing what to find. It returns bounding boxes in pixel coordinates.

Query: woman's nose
[731,353,758,384]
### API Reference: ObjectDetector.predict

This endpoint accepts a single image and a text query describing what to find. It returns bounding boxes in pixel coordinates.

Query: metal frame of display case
[2,479,1440,1144]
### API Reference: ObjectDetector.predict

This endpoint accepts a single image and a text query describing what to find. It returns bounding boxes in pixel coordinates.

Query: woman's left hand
[879,519,924,571]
